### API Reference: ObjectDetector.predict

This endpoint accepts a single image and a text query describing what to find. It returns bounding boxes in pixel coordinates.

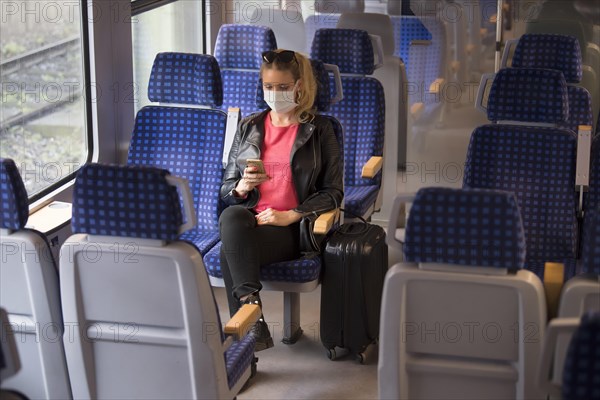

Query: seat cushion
[344,185,379,217]
[203,242,321,283]
[179,229,220,256]
[225,334,256,389]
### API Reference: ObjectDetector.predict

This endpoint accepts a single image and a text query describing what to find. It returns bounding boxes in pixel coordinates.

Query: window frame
[19,0,95,204]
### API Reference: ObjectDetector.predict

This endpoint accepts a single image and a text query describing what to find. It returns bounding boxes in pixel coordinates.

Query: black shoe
[243,294,274,351]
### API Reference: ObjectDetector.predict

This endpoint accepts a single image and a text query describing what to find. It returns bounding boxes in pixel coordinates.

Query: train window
[0,0,91,200]
[131,0,205,112]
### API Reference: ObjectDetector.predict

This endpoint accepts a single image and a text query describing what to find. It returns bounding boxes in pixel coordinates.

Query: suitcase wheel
[326,348,337,361]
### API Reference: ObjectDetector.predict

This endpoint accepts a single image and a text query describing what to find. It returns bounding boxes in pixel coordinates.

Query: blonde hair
[260,49,317,123]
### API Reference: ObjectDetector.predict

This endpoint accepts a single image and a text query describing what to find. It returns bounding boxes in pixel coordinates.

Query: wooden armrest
[428,78,445,94]
[224,304,261,339]
[466,44,476,55]
[410,102,424,119]
[361,156,383,179]
[543,262,565,319]
[489,14,497,23]
[480,28,488,37]
[313,209,340,235]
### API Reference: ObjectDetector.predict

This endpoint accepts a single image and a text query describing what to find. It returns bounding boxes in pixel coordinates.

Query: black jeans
[219,206,300,316]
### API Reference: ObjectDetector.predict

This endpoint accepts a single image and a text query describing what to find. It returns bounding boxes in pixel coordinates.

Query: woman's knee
[219,206,255,232]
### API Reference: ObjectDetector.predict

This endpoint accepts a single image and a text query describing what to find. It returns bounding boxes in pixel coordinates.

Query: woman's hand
[234,166,269,196]
[256,208,302,226]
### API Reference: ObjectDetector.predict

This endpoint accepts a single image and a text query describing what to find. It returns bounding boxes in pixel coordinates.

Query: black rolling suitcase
[320,221,388,363]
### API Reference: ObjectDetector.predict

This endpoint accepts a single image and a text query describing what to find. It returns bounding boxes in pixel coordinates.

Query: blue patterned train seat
[561,311,600,400]
[464,68,579,280]
[127,52,226,255]
[389,15,431,69]
[203,59,343,285]
[63,163,256,398]
[0,158,71,399]
[511,33,592,133]
[214,24,277,117]
[311,28,385,219]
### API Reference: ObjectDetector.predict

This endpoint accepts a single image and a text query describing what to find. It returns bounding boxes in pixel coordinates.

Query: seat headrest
[582,211,600,275]
[336,13,395,56]
[314,0,364,13]
[512,34,582,84]
[487,68,568,124]
[0,158,29,230]
[404,187,526,269]
[255,59,332,112]
[148,53,223,107]
[214,25,277,69]
[562,311,600,400]
[72,164,183,241]
[311,29,375,75]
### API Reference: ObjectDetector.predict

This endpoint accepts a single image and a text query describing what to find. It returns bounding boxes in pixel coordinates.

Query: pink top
[254,114,299,213]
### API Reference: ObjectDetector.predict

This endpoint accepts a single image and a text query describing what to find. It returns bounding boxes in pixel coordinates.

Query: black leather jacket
[221,110,343,216]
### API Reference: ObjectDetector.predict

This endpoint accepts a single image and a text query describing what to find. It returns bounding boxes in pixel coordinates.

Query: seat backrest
[379,187,546,400]
[405,16,447,115]
[311,28,385,217]
[562,312,600,400]
[511,33,593,133]
[127,53,227,233]
[335,12,409,213]
[61,163,244,399]
[389,15,431,69]
[304,14,340,55]
[464,68,578,280]
[0,158,71,399]
[214,24,277,116]
[248,8,306,53]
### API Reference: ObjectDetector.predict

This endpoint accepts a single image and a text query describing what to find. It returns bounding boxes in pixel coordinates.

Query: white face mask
[264,89,297,114]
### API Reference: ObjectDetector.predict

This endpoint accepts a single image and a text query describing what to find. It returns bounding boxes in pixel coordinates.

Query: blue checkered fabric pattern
[311,29,375,75]
[0,158,29,230]
[214,25,276,115]
[202,242,322,283]
[305,14,340,54]
[214,25,277,70]
[404,187,526,269]
[587,138,600,213]
[178,229,221,257]
[405,16,446,122]
[487,68,569,124]
[148,53,223,107]
[562,86,593,132]
[512,34,583,84]
[463,125,578,278]
[562,312,600,400]
[127,106,226,237]
[390,15,432,68]
[72,164,183,240]
[256,59,332,112]
[225,334,255,389]
[326,78,385,187]
[221,70,264,116]
[311,28,384,216]
[581,211,600,275]
[345,186,379,217]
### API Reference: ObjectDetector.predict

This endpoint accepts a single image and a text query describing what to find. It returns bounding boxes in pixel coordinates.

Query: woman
[219,49,344,351]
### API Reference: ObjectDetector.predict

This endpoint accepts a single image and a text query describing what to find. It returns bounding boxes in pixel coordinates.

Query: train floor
[214,286,379,399]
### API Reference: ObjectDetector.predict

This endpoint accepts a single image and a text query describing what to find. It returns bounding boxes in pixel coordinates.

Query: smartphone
[246,159,265,174]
